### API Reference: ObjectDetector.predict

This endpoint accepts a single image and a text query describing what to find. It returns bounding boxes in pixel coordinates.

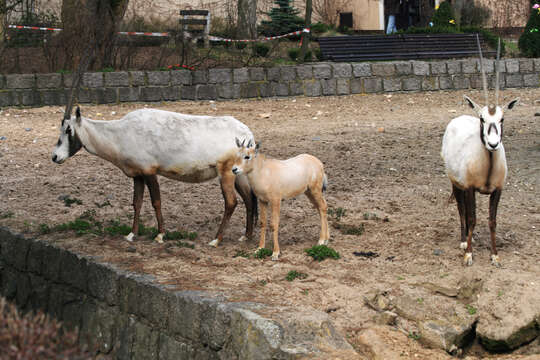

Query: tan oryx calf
[52,107,257,246]
[441,37,519,267]
[231,139,329,260]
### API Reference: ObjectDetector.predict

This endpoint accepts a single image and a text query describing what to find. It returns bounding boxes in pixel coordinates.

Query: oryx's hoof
[154,233,164,244]
[463,252,473,266]
[491,254,501,268]
[238,235,247,242]
[208,239,220,247]
[125,232,135,242]
[460,242,467,250]
[318,239,329,246]
[271,252,280,261]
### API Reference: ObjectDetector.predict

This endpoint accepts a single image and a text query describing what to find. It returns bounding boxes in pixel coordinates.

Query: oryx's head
[232,137,258,175]
[52,106,83,164]
[464,96,519,151]
[465,35,520,152]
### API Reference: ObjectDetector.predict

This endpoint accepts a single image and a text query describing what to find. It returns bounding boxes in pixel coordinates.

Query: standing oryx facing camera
[441,37,519,267]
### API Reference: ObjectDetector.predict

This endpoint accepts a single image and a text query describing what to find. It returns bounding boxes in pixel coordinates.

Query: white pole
[379,0,385,31]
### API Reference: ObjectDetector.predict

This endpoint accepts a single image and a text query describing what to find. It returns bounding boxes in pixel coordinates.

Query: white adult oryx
[441,37,519,267]
[52,107,257,246]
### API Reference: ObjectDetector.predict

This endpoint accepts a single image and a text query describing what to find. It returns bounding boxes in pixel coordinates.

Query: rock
[356,326,408,360]
[25,128,32,131]
[0,136,6,140]
[419,319,475,354]
[476,272,540,352]
[376,311,398,326]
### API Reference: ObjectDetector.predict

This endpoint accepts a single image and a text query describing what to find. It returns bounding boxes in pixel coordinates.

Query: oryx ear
[235,137,242,148]
[255,142,260,154]
[504,98,519,111]
[75,106,81,124]
[463,95,482,113]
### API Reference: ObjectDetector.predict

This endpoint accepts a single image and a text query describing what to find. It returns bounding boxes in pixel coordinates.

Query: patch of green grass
[38,223,52,234]
[305,245,340,261]
[408,332,421,341]
[259,279,268,286]
[302,289,309,295]
[416,297,424,305]
[466,304,477,315]
[286,270,308,282]
[397,276,405,281]
[63,196,83,207]
[334,223,365,236]
[103,220,131,236]
[233,250,251,258]
[497,290,504,298]
[254,248,273,259]
[165,230,197,241]
[0,211,14,219]
[55,218,94,236]
[328,207,347,221]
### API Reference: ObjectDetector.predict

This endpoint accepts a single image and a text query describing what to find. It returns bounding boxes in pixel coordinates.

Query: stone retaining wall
[0,59,539,107]
[0,227,355,359]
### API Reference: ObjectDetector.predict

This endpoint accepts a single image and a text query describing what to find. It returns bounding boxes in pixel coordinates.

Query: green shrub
[288,48,300,61]
[314,48,322,60]
[253,42,271,57]
[254,248,273,259]
[310,22,330,35]
[303,49,313,61]
[305,245,340,261]
[519,3,540,57]
[432,1,455,27]
[286,270,308,281]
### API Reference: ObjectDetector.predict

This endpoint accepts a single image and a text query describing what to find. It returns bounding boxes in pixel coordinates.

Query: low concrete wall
[0,227,355,359]
[0,59,538,107]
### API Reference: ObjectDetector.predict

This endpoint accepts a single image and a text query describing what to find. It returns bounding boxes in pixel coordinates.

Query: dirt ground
[1,89,539,359]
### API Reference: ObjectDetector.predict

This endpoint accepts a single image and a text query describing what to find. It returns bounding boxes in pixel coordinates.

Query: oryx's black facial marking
[487,123,498,136]
[68,130,83,156]
[480,121,486,146]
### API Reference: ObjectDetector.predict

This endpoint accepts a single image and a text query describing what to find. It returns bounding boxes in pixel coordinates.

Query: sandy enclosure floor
[1,89,539,359]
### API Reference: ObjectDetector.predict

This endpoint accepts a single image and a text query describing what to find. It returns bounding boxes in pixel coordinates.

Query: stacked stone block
[0,59,538,107]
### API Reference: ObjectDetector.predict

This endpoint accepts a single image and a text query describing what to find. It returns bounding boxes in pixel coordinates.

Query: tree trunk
[238,0,257,39]
[61,0,128,70]
[0,0,5,49]
[299,0,312,63]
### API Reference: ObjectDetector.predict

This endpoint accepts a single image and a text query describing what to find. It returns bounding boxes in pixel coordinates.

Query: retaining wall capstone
[0,227,356,359]
[0,59,538,107]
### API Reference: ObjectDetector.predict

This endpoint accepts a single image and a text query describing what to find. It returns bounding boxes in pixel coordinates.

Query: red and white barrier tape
[9,24,310,41]
[209,28,310,42]
[8,24,62,32]
[9,24,169,37]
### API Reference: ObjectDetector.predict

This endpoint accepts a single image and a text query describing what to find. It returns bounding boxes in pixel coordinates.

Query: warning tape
[9,24,310,41]
[209,28,310,42]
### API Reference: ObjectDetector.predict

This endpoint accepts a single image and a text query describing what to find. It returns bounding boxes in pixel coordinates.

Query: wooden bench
[318,33,495,62]
[179,10,211,48]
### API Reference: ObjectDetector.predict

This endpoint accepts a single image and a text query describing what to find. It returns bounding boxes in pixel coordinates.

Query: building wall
[338,0,384,31]
[475,0,529,28]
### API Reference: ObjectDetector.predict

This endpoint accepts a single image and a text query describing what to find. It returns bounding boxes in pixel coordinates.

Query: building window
[339,12,353,29]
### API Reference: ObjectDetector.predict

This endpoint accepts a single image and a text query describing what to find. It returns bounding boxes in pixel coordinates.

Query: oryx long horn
[476,33,489,105]
[495,37,501,107]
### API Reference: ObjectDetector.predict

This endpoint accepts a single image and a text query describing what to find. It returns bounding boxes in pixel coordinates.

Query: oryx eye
[500,117,504,123]
[65,126,71,135]
[479,117,485,123]
[244,155,250,160]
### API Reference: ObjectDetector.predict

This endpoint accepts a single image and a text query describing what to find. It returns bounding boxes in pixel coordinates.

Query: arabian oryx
[441,37,519,267]
[52,107,257,246]
[231,139,329,261]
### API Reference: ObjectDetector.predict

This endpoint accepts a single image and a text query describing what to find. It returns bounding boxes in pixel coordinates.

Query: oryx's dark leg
[209,173,238,247]
[452,184,467,247]
[127,176,145,242]
[234,174,257,241]
[463,188,476,266]
[145,175,164,243]
[489,188,502,267]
